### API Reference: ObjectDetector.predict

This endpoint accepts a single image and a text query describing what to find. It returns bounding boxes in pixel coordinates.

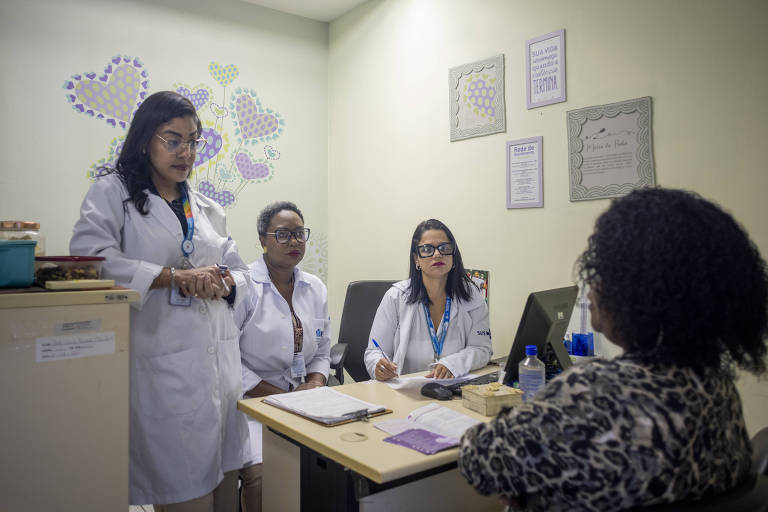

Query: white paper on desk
[263,387,386,423]
[385,374,478,391]
[374,403,480,440]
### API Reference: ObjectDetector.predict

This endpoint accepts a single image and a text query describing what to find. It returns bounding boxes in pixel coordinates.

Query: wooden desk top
[0,287,139,309]
[237,365,500,484]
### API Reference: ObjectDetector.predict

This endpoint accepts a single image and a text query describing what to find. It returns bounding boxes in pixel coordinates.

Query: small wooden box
[461,383,523,416]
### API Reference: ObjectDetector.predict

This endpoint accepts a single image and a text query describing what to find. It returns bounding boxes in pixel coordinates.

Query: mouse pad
[383,428,458,455]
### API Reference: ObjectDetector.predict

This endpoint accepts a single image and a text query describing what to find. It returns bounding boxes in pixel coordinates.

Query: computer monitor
[502,285,579,385]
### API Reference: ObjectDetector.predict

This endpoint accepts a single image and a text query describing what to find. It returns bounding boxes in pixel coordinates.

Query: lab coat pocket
[218,335,243,400]
[134,347,207,419]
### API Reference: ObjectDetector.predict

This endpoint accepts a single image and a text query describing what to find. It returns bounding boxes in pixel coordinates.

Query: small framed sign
[506,136,543,209]
[449,54,506,142]
[526,29,566,109]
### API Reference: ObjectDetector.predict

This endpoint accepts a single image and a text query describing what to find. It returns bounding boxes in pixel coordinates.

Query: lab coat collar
[249,254,310,288]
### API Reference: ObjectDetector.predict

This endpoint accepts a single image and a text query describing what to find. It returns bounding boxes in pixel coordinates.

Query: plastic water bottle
[519,345,545,401]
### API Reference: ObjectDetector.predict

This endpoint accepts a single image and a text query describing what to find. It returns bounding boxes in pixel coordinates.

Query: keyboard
[446,371,500,396]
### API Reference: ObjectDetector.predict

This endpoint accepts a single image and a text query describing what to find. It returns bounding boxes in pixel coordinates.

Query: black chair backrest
[338,280,396,382]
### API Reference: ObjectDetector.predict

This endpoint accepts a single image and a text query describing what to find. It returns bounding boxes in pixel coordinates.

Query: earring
[415,263,421,271]
[263,246,267,254]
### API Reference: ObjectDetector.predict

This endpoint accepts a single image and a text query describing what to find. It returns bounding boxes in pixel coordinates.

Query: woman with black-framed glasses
[364,219,492,381]
[70,91,247,511]
[234,201,330,511]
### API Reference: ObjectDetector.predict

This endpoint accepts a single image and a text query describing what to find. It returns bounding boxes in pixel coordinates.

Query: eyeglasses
[155,134,207,154]
[265,228,311,244]
[416,242,455,258]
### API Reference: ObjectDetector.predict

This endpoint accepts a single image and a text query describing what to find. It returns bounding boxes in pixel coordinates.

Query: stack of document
[375,403,481,454]
[263,387,386,425]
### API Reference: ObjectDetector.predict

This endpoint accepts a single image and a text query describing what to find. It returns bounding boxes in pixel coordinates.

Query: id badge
[291,352,307,378]
[170,287,192,307]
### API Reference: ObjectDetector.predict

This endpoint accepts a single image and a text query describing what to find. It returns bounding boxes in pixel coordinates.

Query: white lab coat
[70,174,249,505]
[234,255,331,464]
[364,280,492,378]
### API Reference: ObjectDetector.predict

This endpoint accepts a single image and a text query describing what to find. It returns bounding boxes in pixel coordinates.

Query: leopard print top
[458,355,752,511]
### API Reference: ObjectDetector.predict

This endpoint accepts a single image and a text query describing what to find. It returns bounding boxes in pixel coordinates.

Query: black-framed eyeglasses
[155,134,207,154]
[416,242,455,258]
[265,228,311,244]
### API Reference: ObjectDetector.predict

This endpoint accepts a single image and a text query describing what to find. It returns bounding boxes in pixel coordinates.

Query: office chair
[628,426,768,512]
[328,280,396,384]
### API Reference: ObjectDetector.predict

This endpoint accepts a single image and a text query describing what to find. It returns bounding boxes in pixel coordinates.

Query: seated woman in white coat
[365,219,492,380]
[70,91,248,511]
[235,201,330,511]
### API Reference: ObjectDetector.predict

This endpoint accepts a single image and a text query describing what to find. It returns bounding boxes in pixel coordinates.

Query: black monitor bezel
[502,285,578,385]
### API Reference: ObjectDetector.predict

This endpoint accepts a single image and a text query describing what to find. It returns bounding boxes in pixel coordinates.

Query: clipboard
[263,398,393,427]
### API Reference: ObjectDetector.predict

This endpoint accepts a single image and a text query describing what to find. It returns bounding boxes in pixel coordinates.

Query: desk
[237,369,503,512]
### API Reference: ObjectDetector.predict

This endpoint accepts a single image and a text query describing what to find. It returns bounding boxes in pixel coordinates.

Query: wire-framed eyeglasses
[265,228,311,244]
[416,242,455,258]
[155,134,207,154]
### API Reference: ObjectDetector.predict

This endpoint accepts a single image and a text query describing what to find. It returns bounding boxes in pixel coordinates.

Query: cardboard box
[461,383,523,416]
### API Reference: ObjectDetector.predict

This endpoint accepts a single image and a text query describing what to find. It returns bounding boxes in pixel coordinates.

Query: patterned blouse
[458,355,752,511]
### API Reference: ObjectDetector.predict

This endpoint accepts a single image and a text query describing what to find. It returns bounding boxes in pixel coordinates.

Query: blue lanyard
[179,184,195,258]
[422,296,451,360]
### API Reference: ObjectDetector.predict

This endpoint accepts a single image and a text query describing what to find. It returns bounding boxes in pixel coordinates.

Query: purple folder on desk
[383,428,458,455]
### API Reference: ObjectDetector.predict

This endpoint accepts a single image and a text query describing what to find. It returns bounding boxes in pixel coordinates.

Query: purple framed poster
[506,136,543,209]
[526,29,566,109]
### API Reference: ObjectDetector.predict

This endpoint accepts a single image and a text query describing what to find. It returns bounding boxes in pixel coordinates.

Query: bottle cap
[525,345,537,356]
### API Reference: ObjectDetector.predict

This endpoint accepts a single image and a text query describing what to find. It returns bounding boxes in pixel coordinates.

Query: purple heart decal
[193,127,223,167]
[74,63,142,122]
[235,95,279,140]
[235,152,270,180]
[198,181,236,208]
[176,86,210,111]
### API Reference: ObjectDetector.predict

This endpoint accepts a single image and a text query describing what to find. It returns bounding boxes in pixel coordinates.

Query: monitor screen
[502,285,579,385]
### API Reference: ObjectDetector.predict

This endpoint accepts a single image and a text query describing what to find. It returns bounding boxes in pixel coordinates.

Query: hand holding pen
[372,338,398,381]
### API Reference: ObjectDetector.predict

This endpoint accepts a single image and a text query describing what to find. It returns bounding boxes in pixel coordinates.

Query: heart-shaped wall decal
[64,55,149,129]
[173,83,213,111]
[210,102,228,119]
[208,62,239,88]
[263,145,280,160]
[194,126,224,168]
[217,166,239,183]
[198,180,236,208]
[233,93,281,141]
[235,151,272,181]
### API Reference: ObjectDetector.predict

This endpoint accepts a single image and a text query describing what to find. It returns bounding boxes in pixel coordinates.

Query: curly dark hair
[104,91,202,214]
[406,219,475,305]
[257,201,304,236]
[578,187,767,374]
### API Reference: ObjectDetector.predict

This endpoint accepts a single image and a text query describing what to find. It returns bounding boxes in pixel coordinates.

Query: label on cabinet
[35,331,116,362]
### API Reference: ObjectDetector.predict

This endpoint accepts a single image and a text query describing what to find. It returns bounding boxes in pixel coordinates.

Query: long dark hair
[406,219,474,304]
[577,188,767,374]
[106,91,202,214]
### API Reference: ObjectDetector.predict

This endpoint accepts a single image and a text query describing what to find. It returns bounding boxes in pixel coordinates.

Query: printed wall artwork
[466,269,489,304]
[64,55,285,210]
[449,54,506,142]
[567,96,655,201]
[526,29,566,109]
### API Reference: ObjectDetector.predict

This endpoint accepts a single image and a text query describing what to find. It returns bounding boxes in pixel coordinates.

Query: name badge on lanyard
[291,352,307,379]
[423,296,451,363]
[170,185,195,307]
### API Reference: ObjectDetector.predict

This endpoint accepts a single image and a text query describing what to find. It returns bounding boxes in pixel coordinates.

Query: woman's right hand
[374,358,398,381]
[176,266,230,300]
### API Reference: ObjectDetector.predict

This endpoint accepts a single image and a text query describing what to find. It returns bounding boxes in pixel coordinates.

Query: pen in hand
[371,338,391,362]
[372,339,398,379]
[216,264,231,295]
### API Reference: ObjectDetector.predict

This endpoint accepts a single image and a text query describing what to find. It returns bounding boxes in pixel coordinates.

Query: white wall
[328,0,768,434]
[0,0,329,274]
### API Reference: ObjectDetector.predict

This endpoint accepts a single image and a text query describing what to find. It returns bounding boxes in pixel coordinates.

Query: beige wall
[0,0,329,272]
[328,0,768,434]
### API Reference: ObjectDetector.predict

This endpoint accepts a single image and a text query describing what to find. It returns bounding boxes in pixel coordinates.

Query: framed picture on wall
[449,54,506,142]
[567,96,656,201]
[526,29,566,109]
[506,136,543,209]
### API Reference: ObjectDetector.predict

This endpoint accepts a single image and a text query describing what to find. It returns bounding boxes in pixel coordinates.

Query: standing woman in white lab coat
[70,91,249,511]
[235,201,331,511]
[365,219,492,380]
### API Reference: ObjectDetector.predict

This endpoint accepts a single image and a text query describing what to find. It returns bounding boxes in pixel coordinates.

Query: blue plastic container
[0,239,38,287]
